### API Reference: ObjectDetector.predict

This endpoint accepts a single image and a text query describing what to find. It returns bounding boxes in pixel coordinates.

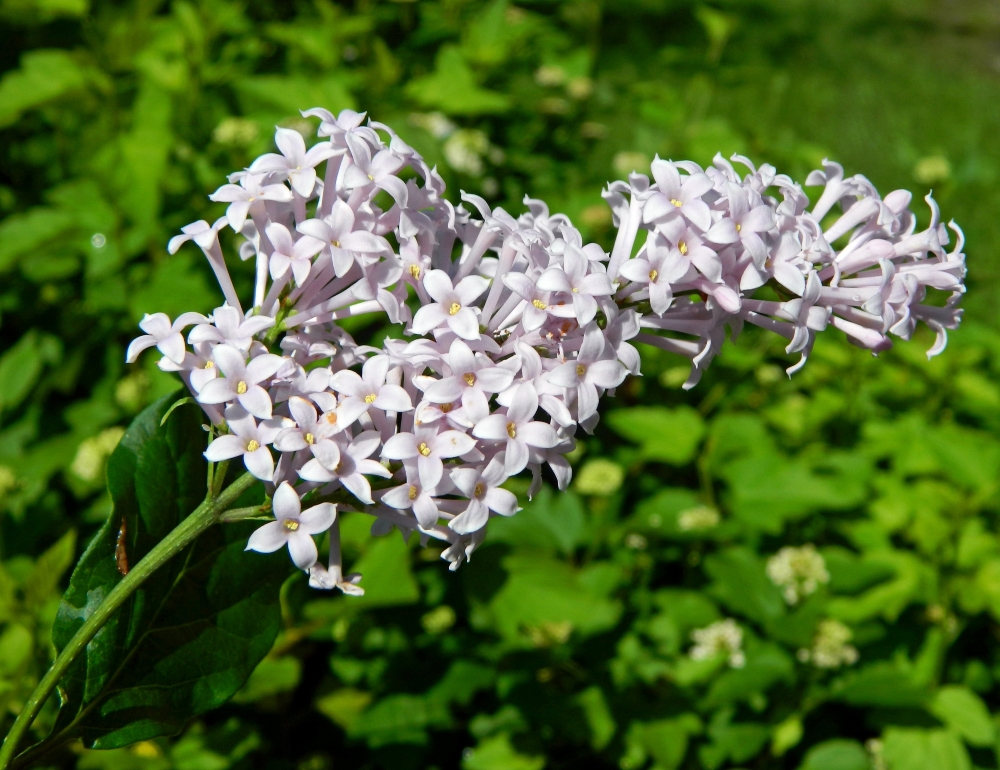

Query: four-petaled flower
[246,481,336,569]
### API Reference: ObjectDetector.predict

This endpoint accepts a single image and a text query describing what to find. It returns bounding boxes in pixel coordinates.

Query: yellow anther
[576,363,587,377]
[463,372,476,386]
[449,302,462,315]
[204,360,214,369]
[474,483,484,498]
[648,269,658,282]
[532,299,547,309]
[304,432,315,444]
[332,240,340,248]
[571,287,579,292]
[418,442,432,457]
[236,381,248,395]
[670,198,683,207]
[283,519,300,531]
[324,412,338,425]
[408,485,419,500]
[365,393,377,404]
[246,439,260,452]
[409,264,421,279]
[440,403,453,413]
[735,223,742,232]
[367,173,374,181]
[506,422,517,438]
[678,241,688,255]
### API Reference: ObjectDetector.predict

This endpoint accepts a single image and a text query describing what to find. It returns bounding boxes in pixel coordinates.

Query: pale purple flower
[548,323,627,422]
[297,198,388,277]
[618,233,693,315]
[448,456,519,534]
[197,345,284,419]
[167,218,228,255]
[536,245,613,325]
[410,270,489,340]
[502,272,552,331]
[205,405,282,481]
[245,481,336,569]
[265,223,324,286]
[188,305,275,351]
[381,460,447,528]
[382,426,477,489]
[421,339,514,422]
[643,159,714,231]
[329,355,413,415]
[209,173,294,232]
[126,312,208,365]
[299,430,393,504]
[473,384,559,475]
[250,127,339,197]
[703,183,775,264]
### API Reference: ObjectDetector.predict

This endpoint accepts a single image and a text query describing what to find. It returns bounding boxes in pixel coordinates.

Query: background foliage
[2,0,1000,768]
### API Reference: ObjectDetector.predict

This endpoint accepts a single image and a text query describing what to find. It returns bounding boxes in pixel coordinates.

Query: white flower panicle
[129,108,966,592]
[797,619,858,669]
[766,544,830,605]
[690,618,745,669]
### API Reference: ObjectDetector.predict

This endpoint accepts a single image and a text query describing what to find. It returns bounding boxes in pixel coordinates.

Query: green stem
[0,472,258,770]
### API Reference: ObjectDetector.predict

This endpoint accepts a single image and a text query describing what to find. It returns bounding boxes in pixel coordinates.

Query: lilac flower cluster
[129,108,966,593]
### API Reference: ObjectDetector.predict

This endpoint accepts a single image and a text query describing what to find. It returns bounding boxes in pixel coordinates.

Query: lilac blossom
[246,481,336,569]
[131,107,967,594]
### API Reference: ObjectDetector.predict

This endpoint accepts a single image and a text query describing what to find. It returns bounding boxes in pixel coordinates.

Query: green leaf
[797,739,870,770]
[0,331,44,414]
[344,533,419,609]
[704,547,784,625]
[231,657,302,704]
[315,688,372,732]
[463,732,545,770]
[487,485,585,555]
[606,406,705,464]
[0,49,89,128]
[348,693,450,747]
[623,714,702,770]
[829,662,928,707]
[49,391,287,748]
[702,643,794,708]
[404,46,510,116]
[235,74,356,123]
[928,686,995,747]
[481,553,622,645]
[0,207,76,273]
[575,686,616,750]
[882,728,971,770]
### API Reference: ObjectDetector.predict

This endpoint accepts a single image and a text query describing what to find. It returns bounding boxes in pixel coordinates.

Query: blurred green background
[3,1,1000,768]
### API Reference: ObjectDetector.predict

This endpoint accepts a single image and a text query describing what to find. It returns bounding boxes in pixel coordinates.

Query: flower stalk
[0,471,258,770]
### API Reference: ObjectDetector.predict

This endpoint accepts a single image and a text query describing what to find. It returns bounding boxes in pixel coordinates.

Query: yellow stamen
[367,173,374,181]
[408,485,419,500]
[440,403,453,413]
[506,422,517,438]
[449,302,461,315]
[678,241,688,255]
[204,360,214,369]
[576,363,586,376]
[409,264,421,279]
[418,442,432,456]
[332,240,340,248]
[670,198,683,208]
[735,223,741,232]
[246,439,260,452]
[463,372,476,386]
[532,299,547,309]
[236,381,248,395]
[304,432,315,444]
[474,483,484,498]
[571,287,579,293]
[283,519,300,531]
[324,412,338,425]
[365,393,377,404]
[648,269,658,282]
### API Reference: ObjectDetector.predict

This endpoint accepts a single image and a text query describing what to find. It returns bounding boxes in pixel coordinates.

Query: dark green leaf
[49,391,287,748]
